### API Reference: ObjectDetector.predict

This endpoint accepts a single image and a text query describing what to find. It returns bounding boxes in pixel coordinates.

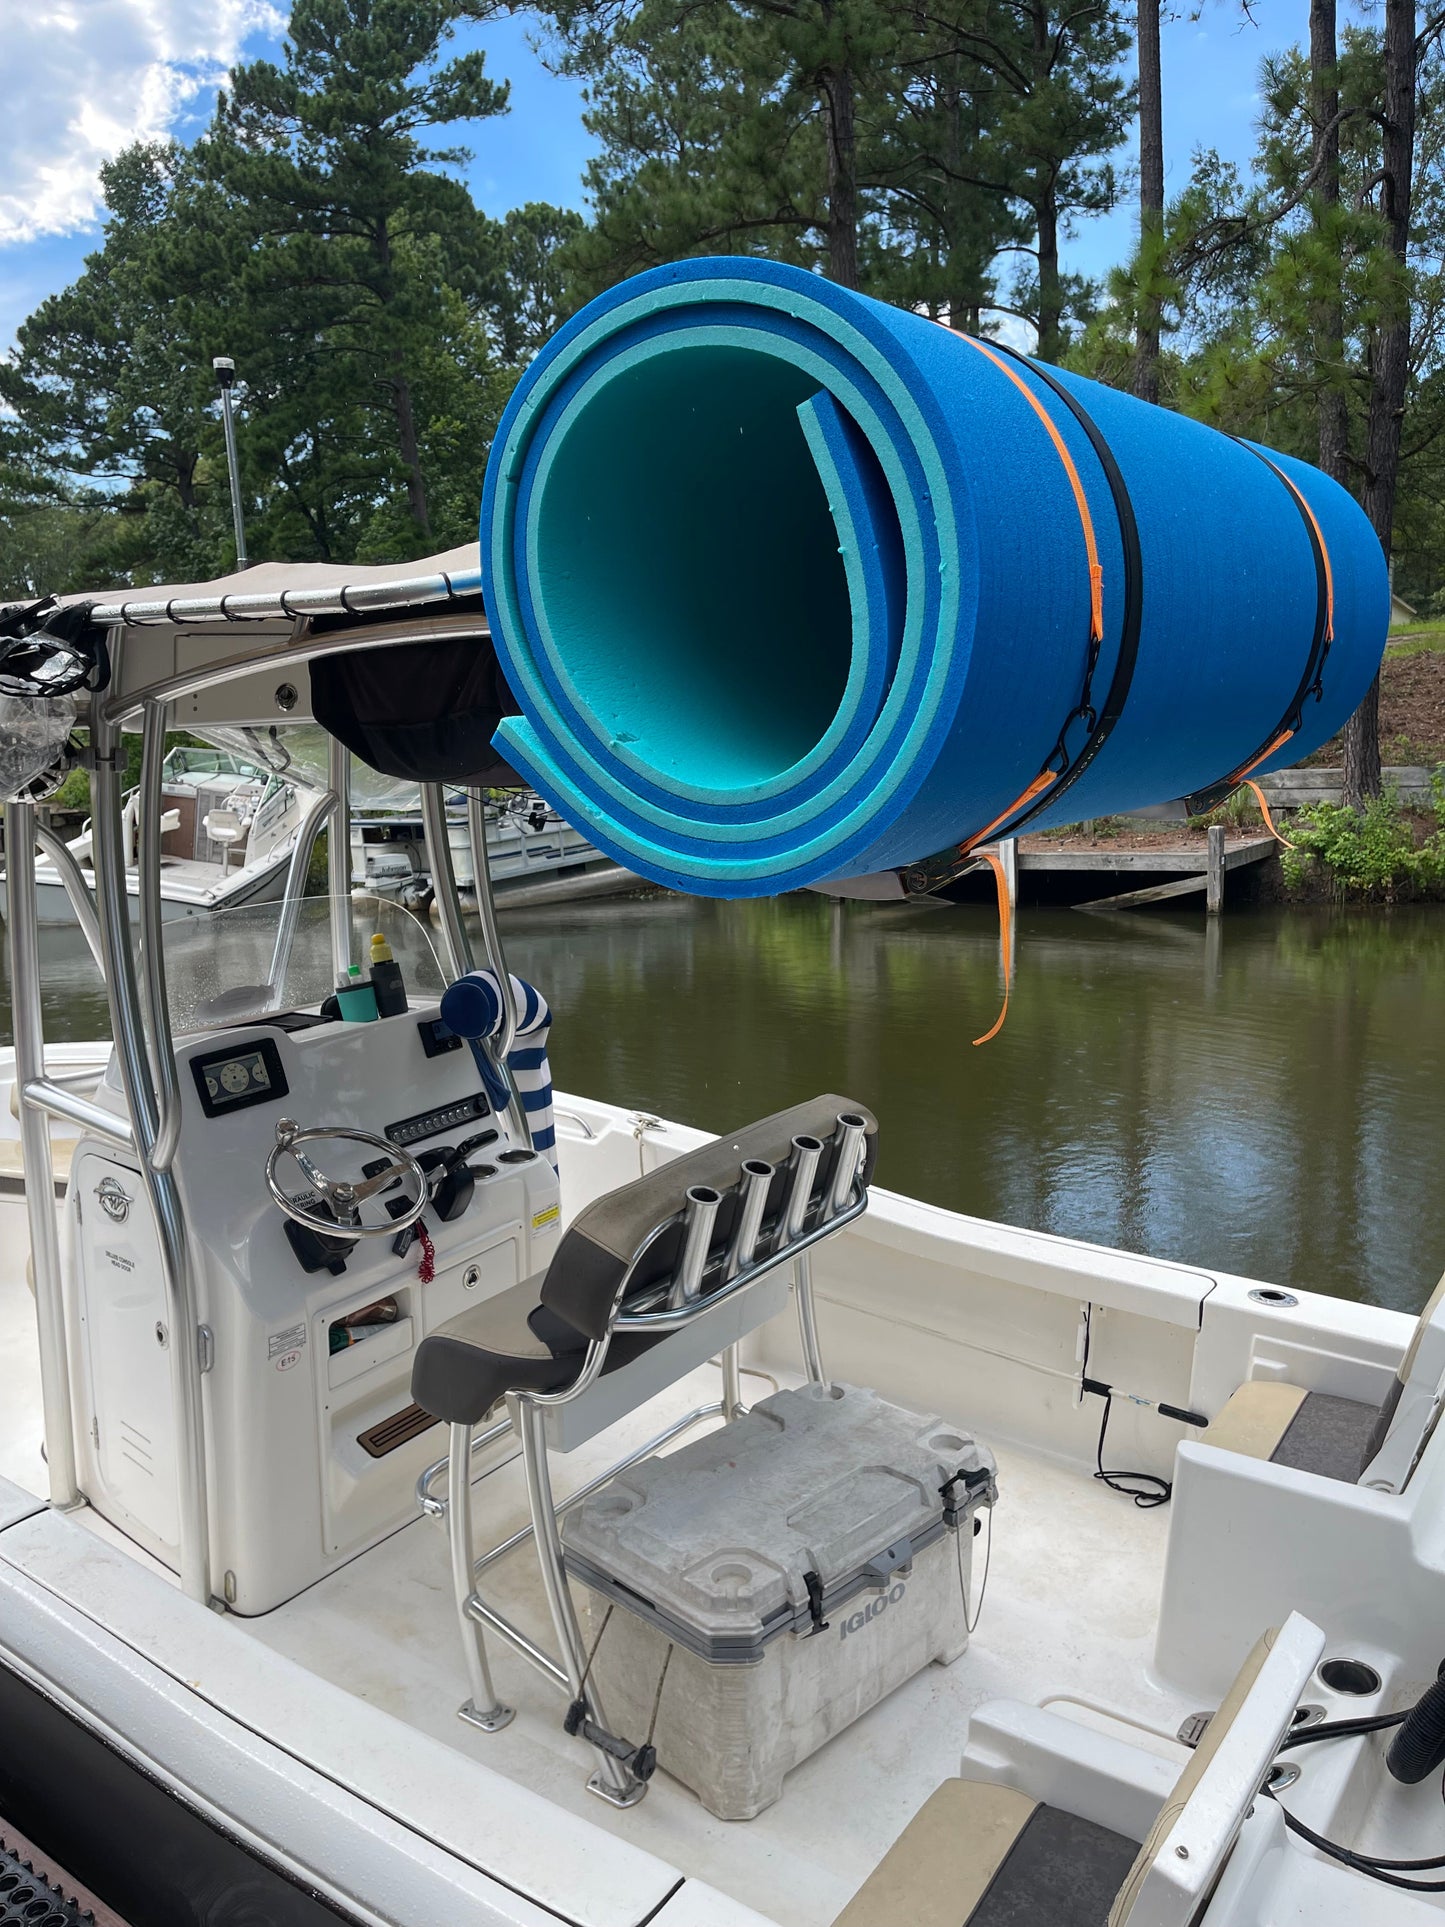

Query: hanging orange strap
[1243,778,1296,849]
[972,847,1013,1046]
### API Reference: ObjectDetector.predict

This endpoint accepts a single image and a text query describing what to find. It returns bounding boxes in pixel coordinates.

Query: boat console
[65,1000,559,1613]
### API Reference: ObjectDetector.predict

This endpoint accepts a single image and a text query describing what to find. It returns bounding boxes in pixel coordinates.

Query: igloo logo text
[839,1581,906,1639]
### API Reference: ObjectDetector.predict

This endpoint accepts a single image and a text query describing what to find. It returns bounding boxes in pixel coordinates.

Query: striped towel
[438,970,557,1168]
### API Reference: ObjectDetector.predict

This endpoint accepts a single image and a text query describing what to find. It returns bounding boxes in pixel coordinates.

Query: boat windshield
[161,893,448,1035]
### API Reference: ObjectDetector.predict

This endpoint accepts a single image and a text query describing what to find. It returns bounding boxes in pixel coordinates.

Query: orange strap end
[972,847,1013,1046]
[1243,778,1296,849]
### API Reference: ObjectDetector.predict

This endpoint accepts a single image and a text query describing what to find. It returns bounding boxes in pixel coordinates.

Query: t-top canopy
[0,545,484,631]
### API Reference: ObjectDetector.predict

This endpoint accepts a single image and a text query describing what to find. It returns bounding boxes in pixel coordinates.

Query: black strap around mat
[899,349,1143,896]
[980,344,1145,838]
[1183,440,1334,817]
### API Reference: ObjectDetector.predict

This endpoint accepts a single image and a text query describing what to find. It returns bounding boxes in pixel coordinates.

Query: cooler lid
[562,1383,996,1656]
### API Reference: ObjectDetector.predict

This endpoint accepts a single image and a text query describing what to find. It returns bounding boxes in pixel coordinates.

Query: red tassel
[416,1223,435,1284]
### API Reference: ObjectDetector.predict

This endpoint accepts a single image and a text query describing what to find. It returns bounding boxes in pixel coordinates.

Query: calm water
[4,896,1445,1315]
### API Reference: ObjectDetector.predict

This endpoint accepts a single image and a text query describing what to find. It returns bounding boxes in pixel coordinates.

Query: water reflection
[502,896,1445,1316]
[3,894,1443,1313]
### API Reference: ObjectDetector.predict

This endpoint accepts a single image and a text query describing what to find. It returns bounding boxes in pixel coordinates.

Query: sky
[0,0,1312,355]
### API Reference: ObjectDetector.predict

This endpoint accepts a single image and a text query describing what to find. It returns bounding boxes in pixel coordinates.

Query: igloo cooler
[562,1382,998,1819]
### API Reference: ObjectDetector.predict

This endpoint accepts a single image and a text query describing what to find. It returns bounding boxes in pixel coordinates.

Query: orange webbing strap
[1243,778,1296,849]
[963,338,1105,646]
[1272,471,1335,643]
[959,769,1058,861]
[973,847,1013,1046]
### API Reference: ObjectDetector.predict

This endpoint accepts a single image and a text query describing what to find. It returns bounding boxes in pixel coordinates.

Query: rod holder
[725,1159,773,1280]
[774,1134,824,1253]
[828,1113,869,1216]
[670,1185,722,1308]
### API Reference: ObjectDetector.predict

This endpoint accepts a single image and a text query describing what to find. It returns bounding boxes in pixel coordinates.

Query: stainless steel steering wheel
[266,1119,428,1239]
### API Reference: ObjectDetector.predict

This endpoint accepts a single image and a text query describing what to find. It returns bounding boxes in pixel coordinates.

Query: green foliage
[1281,776,1445,899]
[539,0,1131,353]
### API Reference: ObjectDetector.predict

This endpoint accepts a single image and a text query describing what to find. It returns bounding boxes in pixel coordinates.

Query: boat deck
[0,1213,1185,1926]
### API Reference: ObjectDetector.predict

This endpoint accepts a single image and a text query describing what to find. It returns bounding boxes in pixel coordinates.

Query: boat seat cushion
[1201,1380,1384,1483]
[831,1781,1139,1927]
[411,1276,667,1425]
[539,1094,878,1341]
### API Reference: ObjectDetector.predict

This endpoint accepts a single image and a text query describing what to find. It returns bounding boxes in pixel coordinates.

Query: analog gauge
[251,1059,270,1087]
[219,1061,251,1095]
[205,1075,220,1098]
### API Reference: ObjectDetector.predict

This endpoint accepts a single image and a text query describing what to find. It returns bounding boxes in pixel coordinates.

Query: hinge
[197,1325,214,1373]
[91,1417,100,1449]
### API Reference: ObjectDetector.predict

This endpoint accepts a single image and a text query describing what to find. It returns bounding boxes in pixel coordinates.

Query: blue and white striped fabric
[439,969,557,1168]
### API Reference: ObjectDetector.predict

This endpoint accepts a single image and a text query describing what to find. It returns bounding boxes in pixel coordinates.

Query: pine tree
[207,0,512,543]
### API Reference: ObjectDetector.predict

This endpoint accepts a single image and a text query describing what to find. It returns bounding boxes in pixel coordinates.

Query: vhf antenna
[212,356,249,570]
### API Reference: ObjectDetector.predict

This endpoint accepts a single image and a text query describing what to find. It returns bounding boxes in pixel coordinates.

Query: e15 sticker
[268,1322,306,1372]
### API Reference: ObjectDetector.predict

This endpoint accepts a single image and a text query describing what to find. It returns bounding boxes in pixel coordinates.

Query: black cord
[1094,1391,1172,1509]
[1268,1796,1445,1887]
[1079,1306,1173,1508]
[1279,1711,1408,1752]
[1267,1692,1445,1884]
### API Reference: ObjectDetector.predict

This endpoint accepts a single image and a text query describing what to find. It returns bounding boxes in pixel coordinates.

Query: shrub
[1281,772,1445,899]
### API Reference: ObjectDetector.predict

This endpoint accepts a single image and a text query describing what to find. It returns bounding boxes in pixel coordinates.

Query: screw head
[1175,1845,1190,1861]
[274,682,299,712]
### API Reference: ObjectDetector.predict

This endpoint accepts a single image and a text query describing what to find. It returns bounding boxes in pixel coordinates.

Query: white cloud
[0,0,285,245]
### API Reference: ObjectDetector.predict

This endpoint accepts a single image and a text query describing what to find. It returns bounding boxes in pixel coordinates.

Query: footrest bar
[465,1591,570,1693]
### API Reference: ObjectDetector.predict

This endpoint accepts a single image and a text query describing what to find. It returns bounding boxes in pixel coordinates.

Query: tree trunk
[821,64,860,290]
[1345,0,1415,806]
[1310,0,1349,485]
[1134,0,1164,404]
[391,359,430,536]
[374,219,430,535]
[1036,187,1062,361]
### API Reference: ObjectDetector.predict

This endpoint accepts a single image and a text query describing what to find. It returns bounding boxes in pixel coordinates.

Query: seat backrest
[204,808,243,843]
[1108,1610,1325,1927]
[539,1094,877,1342]
[1359,1268,1445,1493]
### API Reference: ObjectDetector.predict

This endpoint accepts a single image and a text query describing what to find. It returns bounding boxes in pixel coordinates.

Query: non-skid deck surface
[243,1365,1183,1927]
[0,1212,1182,1926]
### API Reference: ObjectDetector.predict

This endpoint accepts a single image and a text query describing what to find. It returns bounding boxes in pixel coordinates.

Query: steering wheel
[266,1119,428,1240]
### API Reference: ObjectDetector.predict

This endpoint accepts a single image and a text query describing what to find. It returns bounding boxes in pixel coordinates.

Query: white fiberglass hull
[0,1049,1434,1927]
[0,855,294,926]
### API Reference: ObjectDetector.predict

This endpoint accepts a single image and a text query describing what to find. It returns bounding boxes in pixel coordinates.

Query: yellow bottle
[368,931,408,1016]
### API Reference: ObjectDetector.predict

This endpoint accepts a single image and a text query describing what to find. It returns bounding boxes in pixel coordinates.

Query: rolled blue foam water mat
[482,257,1389,898]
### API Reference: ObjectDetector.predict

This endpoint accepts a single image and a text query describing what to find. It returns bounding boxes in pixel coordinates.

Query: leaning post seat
[410,1094,878,1808]
[412,1093,877,1428]
[1198,1267,1445,1493]
[832,1612,1326,1927]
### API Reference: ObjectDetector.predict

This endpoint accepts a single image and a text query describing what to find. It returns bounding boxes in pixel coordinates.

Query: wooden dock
[981,828,1277,912]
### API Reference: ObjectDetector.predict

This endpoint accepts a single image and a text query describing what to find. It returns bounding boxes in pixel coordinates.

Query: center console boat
[0,555,1441,1927]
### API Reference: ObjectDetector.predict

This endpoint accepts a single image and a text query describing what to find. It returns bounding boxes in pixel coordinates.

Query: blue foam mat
[481,258,1389,897]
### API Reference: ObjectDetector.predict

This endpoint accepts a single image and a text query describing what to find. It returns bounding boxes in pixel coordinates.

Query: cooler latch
[941,1463,997,1530]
